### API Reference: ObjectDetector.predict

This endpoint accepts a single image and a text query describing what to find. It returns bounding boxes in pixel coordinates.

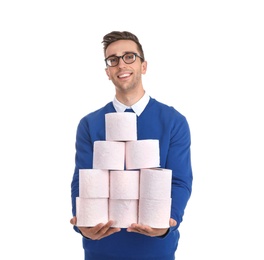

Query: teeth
[119,74,130,78]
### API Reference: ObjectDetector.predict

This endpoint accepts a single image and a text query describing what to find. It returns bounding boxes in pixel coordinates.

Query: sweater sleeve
[166,115,193,231]
[71,117,93,217]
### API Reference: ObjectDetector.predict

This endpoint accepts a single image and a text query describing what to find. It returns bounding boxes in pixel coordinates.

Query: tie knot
[124,108,134,113]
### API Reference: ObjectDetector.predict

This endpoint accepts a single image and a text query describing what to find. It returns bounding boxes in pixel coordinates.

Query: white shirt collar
[113,92,150,116]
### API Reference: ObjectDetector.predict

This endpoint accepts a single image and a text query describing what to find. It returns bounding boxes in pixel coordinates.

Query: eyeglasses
[104,52,144,67]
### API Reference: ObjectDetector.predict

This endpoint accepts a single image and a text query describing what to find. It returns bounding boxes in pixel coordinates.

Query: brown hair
[102,31,145,61]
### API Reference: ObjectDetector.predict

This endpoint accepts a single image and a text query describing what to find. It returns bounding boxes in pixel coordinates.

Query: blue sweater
[71,97,193,260]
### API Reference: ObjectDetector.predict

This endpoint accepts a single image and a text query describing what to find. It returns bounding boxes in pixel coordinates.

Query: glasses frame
[104,52,144,67]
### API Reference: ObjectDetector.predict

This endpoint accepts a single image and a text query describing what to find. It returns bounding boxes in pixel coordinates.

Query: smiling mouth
[118,73,131,79]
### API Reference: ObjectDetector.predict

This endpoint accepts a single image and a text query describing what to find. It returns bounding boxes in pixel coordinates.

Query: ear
[105,67,111,80]
[141,61,147,75]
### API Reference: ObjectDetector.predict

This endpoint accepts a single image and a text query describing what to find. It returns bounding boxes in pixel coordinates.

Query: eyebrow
[106,51,136,58]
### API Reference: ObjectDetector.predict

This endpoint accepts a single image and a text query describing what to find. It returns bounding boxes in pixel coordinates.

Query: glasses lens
[106,53,137,67]
[107,56,118,67]
[123,53,136,64]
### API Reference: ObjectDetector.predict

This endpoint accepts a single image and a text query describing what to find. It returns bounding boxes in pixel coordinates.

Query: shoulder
[148,97,187,120]
[79,102,114,123]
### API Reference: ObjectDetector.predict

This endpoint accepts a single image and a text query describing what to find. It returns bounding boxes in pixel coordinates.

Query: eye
[108,57,118,63]
[125,53,135,60]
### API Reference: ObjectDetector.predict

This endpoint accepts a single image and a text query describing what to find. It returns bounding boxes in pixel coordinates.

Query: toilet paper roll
[125,139,160,169]
[109,199,138,228]
[93,141,125,170]
[76,197,108,227]
[79,169,109,198]
[105,112,137,141]
[110,170,139,199]
[140,168,172,199]
[138,198,171,228]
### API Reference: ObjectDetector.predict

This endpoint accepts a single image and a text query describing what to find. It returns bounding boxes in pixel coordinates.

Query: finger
[92,221,121,240]
[70,216,77,225]
[89,223,105,236]
[87,221,115,240]
[169,218,177,227]
[127,224,150,234]
[127,223,141,233]
[95,220,118,236]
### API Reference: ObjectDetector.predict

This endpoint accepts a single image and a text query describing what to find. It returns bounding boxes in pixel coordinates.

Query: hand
[70,216,121,240]
[127,218,177,237]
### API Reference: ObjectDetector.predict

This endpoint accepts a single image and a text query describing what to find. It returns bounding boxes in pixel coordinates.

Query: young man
[70,31,193,260]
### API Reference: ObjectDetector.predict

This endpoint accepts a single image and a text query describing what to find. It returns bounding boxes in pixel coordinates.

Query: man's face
[105,40,147,93]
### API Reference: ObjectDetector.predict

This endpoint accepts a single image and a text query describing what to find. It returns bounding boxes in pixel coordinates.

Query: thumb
[70,216,77,225]
[169,218,177,227]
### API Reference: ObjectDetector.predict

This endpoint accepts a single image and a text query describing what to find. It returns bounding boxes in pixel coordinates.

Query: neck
[116,88,145,107]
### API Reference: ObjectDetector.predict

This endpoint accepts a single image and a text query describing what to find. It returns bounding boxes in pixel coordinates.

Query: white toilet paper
[140,168,172,199]
[105,112,137,141]
[76,197,108,227]
[110,170,139,199]
[79,169,109,198]
[93,140,125,170]
[138,198,171,228]
[125,139,160,169]
[109,199,138,228]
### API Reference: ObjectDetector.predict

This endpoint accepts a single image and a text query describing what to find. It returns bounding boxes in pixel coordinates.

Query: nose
[118,56,127,68]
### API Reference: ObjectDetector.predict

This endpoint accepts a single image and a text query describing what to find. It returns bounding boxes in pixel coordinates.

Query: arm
[167,116,193,231]
[127,113,192,237]
[71,117,93,218]
[70,117,121,238]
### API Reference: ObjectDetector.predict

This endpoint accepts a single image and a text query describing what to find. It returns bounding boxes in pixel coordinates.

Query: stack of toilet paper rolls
[76,112,172,228]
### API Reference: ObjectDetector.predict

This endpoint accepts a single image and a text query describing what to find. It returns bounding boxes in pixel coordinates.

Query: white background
[0,0,263,259]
